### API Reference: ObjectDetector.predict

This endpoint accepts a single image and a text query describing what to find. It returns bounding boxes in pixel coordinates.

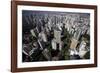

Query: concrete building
[78,40,88,58]
[70,38,78,49]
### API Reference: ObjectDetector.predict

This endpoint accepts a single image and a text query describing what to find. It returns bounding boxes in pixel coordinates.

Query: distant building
[87,28,90,35]
[69,49,78,56]
[22,43,38,56]
[30,29,36,37]
[73,28,81,40]
[38,39,46,50]
[70,38,78,49]
[51,39,57,50]
[78,40,88,58]
[54,29,61,43]
[38,31,47,42]
[52,25,62,51]
[42,48,51,60]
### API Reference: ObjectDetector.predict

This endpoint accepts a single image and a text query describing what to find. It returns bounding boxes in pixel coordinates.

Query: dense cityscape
[22,10,90,62]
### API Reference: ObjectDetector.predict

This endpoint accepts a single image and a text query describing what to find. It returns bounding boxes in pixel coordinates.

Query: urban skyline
[22,10,90,62]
